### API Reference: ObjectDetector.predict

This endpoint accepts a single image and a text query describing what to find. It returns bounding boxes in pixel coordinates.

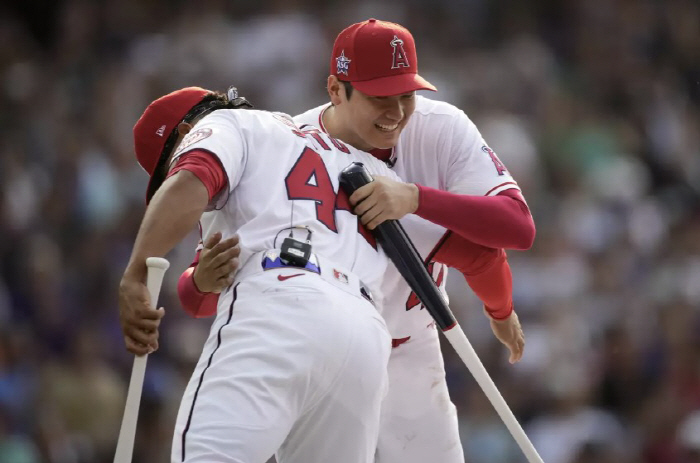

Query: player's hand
[118,273,165,355]
[488,310,525,364]
[194,232,241,293]
[349,176,419,230]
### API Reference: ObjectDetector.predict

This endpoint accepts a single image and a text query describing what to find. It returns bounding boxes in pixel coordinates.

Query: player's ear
[327,75,343,106]
[177,122,193,136]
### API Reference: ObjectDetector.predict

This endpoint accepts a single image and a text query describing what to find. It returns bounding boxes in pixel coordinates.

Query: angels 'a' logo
[390,35,410,69]
[481,145,508,176]
[336,50,351,76]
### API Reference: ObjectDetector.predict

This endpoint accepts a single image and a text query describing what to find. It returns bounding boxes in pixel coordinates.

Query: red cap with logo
[330,19,436,97]
[133,86,210,202]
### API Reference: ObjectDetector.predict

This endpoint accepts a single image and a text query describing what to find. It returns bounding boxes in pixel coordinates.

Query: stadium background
[1,0,699,462]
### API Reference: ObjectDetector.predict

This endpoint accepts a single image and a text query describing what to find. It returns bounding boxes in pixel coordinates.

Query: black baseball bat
[339,162,456,331]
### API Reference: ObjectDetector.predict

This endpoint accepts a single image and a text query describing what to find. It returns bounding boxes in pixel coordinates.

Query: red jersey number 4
[285,146,377,249]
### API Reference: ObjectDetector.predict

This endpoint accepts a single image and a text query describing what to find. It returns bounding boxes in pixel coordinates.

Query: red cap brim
[350,73,436,97]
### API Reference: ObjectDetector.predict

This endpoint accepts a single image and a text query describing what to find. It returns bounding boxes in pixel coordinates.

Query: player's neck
[322,106,374,152]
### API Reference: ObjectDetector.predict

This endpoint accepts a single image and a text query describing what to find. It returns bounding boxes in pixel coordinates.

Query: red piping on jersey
[485,181,519,197]
[392,336,411,348]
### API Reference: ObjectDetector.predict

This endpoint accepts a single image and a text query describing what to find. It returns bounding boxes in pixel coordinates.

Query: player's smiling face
[327,78,416,151]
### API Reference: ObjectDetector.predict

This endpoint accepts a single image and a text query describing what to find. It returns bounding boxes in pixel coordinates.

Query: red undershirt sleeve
[431,232,514,320]
[177,249,220,318]
[167,149,228,202]
[415,186,536,250]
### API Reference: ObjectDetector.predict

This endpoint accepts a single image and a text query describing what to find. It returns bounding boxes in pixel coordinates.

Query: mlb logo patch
[333,269,349,284]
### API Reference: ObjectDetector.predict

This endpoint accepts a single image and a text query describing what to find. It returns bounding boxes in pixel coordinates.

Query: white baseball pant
[172,255,390,463]
[376,325,465,463]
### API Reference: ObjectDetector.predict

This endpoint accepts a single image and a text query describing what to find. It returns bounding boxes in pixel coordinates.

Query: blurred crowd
[0,0,699,462]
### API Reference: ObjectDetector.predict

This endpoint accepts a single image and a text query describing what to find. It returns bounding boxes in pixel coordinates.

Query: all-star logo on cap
[336,50,351,75]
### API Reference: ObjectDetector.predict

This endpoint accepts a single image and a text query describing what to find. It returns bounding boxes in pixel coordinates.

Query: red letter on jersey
[482,145,507,176]
[285,147,338,231]
[336,189,377,249]
[405,262,445,310]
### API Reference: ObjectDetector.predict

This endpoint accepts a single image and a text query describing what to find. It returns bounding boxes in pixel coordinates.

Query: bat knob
[339,162,374,195]
[146,257,170,270]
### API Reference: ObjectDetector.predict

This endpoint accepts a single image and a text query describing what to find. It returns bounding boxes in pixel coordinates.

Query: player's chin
[369,127,401,149]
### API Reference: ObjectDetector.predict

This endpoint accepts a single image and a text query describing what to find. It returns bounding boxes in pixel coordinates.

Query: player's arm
[119,170,210,354]
[352,109,535,250]
[413,186,535,250]
[121,147,233,352]
[172,149,239,318]
[352,179,534,250]
[431,232,524,363]
[177,231,240,318]
[419,111,535,250]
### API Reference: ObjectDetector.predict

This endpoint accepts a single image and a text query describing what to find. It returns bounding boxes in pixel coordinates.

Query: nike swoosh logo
[277,273,305,281]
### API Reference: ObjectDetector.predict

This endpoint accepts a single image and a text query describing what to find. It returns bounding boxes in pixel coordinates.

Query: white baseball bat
[443,326,544,463]
[113,257,170,463]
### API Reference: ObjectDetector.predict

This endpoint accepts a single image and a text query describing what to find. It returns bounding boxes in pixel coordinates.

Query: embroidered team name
[390,35,410,69]
[336,50,351,75]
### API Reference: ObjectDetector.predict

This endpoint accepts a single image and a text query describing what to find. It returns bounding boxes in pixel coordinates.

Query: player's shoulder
[200,108,296,132]
[293,103,328,128]
[401,95,476,139]
[412,95,466,119]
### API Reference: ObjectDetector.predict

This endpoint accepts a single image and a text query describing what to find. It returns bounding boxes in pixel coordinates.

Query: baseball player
[118,86,414,463]
[177,19,535,463]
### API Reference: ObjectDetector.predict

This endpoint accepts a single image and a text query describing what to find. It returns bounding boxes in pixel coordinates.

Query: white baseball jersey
[295,95,521,339]
[171,108,401,300]
[295,95,521,463]
[168,108,400,463]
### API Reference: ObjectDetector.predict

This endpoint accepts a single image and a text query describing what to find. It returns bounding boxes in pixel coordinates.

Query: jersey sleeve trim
[173,147,232,210]
[169,149,228,204]
[485,181,520,196]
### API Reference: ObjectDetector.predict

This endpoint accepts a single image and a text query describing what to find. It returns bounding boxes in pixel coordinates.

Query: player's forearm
[462,249,513,320]
[125,171,210,279]
[415,186,535,250]
[430,232,513,319]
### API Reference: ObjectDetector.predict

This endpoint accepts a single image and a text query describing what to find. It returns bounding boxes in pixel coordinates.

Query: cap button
[368,18,376,22]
